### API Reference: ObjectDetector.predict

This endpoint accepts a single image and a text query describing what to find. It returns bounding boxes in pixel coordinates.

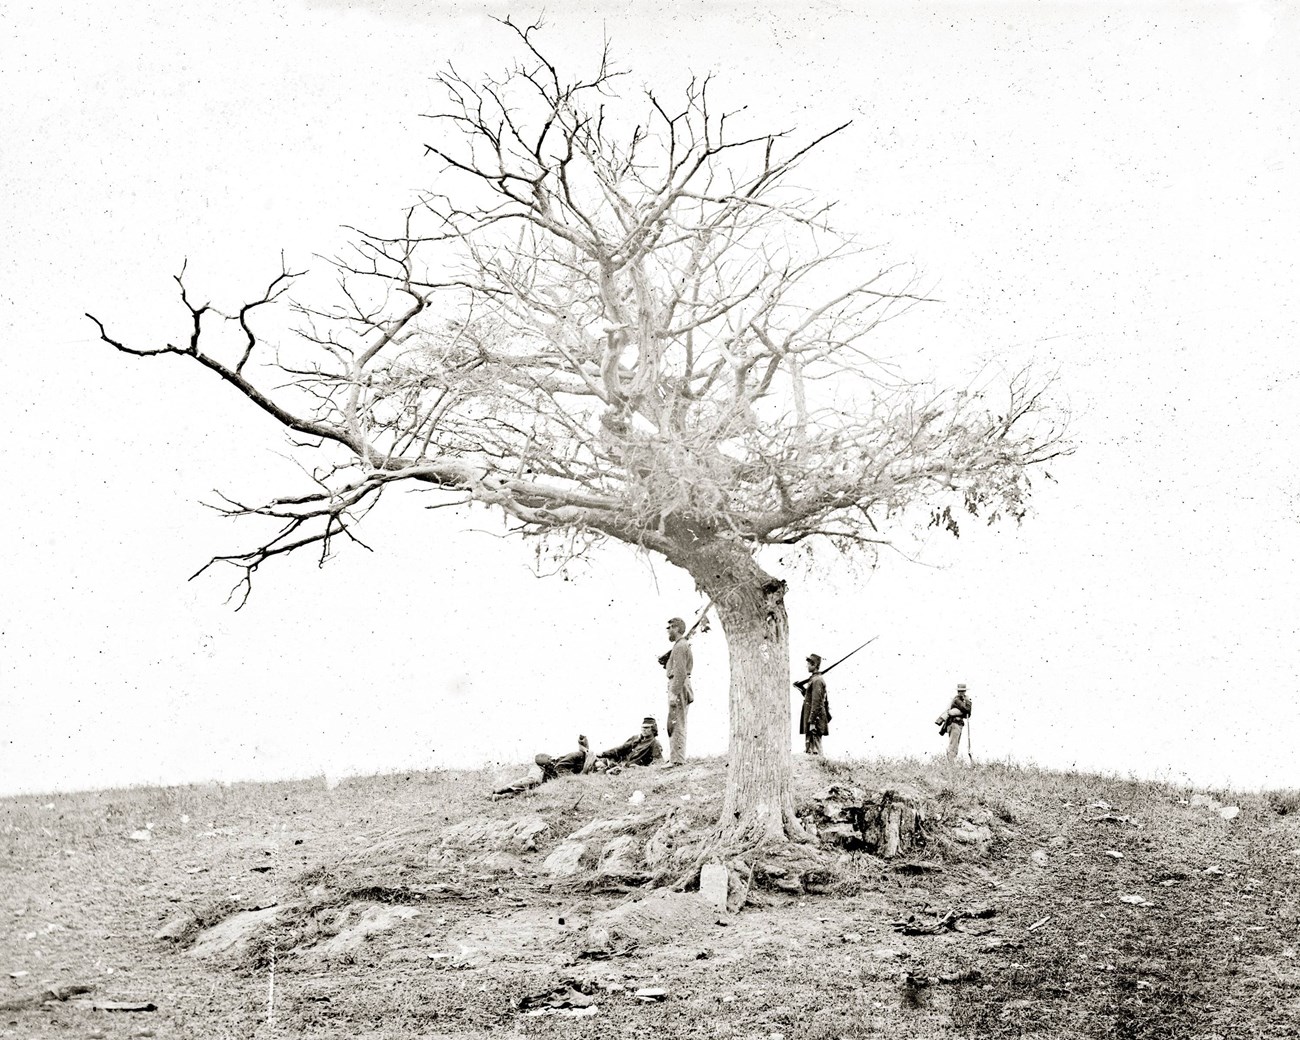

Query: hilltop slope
[2,758,1298,1039]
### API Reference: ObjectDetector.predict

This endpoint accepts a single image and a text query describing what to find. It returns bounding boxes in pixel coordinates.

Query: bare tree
[88,21,1066,851]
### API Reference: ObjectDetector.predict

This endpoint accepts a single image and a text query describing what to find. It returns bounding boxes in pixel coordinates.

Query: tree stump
[807,784,929,858]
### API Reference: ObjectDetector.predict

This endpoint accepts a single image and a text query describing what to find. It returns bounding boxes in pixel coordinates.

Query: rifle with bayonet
[793,636,879,692]
[658,599,714,668]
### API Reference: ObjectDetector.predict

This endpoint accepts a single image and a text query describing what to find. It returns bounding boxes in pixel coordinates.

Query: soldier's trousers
[946,721,964,761]
[667,695,688,765]
[805,732,823,755]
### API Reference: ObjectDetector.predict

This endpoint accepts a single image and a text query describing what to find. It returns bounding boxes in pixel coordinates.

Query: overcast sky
[2,1,1296,796]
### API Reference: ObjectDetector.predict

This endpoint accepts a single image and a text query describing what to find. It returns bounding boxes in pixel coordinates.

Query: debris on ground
[1091,813,1140,827]
[517,979,598,1013]
[892,905,997,935]
[0,982,95,1011]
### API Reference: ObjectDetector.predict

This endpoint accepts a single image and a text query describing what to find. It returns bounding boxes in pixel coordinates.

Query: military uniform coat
[799,673,830,736]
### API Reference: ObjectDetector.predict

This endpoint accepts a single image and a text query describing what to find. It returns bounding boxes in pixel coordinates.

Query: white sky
[2,1,1297,796]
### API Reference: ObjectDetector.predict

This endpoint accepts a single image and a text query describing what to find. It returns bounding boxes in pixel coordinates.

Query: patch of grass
[1266,789,1300,816]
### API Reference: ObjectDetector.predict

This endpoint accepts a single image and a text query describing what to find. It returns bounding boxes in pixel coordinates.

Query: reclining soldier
[595,717,665,769]
[595,716,663,770]
[491,735,596,796]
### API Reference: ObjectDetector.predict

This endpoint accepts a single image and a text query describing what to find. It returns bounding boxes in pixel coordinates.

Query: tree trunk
[677,542,808,847]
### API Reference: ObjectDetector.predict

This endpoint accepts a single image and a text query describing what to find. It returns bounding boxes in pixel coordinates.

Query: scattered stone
[128,830,152,842]
[842,931,864,943]
[1118,894,1151,906]
[869,947,909,960]
[634,987,667,1002]
[1031,850,1050,866]
[1089,800,1111,811]
[543,842,586,877]
[628,790,645,805]
[1204,866,1224,876]
[1104,850,1124,859]
[699,861,729,913]
[1160,879,1178,887]
[1189,794,1218,808]
[1218,805,1240,821]
[952,824,992,845]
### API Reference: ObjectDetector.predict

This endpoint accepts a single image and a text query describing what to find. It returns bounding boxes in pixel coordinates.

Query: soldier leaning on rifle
[936,683,973,762]
[663,617,694,767]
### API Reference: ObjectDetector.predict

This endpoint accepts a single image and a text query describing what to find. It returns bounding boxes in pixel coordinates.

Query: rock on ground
[188,906,284,960]
[307,905,422,960]
[699,862,729,913]
[543,842,586,877]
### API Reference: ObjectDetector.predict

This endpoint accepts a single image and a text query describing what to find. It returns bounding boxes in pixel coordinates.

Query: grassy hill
[3,756,1299,1039]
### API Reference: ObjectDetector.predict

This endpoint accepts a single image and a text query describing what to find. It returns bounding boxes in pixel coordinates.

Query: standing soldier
[936,683,973,762]
[663,616,694,767]
[799,653,831,755]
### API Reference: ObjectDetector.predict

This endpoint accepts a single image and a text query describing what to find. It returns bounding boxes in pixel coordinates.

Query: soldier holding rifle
[792,637,877,755]
[798,654,830,755]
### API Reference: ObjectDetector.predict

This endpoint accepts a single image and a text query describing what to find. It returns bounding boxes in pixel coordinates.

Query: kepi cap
[957,683,967,692]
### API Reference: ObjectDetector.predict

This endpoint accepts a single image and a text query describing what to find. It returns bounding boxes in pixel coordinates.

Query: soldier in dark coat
[799,653,830,755]
[598,717,664,768]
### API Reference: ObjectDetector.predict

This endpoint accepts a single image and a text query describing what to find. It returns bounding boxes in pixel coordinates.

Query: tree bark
[675,541,809,846]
